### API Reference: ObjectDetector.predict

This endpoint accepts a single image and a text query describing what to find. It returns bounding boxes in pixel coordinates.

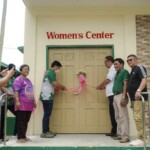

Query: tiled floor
[0,134,150,147]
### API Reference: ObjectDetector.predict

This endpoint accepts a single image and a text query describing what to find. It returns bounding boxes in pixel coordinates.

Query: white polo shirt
[105,64,116,97]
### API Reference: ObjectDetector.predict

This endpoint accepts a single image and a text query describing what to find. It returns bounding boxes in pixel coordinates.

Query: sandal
[17,139,26,143]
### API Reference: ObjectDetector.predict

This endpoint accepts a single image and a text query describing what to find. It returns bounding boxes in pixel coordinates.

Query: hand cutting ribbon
[55,70,96,95]
[67,69,95,94]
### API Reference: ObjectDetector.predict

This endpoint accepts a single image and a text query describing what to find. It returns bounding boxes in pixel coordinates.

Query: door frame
[46,45,114,69]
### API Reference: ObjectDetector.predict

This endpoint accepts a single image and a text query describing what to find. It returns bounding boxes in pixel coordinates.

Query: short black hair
[127,54,137,59]
[114,58,124,65]
[20,64,30,72]
[51,60,62,68]
[105,56,114,62]
[7,63,16,70]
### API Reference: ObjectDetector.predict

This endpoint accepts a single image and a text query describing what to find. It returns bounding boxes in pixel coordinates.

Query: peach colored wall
[23,7,150,136]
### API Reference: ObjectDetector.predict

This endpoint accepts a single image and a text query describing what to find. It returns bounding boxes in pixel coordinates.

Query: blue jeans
[41,100,54,133]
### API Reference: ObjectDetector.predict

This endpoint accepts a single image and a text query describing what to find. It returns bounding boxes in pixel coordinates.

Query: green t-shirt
[113,68,129,93]
[40,69,57,101]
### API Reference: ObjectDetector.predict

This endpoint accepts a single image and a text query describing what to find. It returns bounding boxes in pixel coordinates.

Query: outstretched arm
[96,78,111,90]
[0,68,15,88]
[52,81,67,90]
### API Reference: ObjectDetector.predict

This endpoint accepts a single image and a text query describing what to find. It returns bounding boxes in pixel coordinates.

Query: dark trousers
[0,104,17,139]
[16,111,31,139]
[108,95,117,134]
[42,100,54,133]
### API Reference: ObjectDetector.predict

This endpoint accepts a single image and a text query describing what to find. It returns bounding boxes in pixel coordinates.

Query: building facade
[22,0,150,136]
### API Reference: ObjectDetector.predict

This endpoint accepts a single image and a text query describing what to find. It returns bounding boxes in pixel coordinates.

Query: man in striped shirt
[127,54,148,146]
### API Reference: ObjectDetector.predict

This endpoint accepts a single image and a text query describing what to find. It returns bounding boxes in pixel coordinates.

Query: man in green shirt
[112,58,130,143]
[40,60,67,138]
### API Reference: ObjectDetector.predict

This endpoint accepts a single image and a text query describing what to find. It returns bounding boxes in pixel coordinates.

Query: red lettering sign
[46,31,114,39]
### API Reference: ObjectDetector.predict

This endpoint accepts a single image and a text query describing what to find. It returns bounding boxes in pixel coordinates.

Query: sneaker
[113,136,122,140]
[119,138,130,143]
[48,131,56,136]
[46,132,56,137]
[130,139,144,146]
[130,139,139,144]
[40,132,55,138]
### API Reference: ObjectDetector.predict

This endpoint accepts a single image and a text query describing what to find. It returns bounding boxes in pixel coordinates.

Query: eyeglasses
[127,59,133,63]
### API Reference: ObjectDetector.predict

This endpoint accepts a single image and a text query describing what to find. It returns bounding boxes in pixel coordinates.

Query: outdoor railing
[140,94,146,150]
[127,91,150,150]
[141,92,150,150]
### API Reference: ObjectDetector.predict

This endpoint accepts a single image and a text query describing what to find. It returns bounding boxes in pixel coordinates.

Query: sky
[0,0,25,70]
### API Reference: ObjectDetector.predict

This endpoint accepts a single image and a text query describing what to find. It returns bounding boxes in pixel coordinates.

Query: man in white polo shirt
[96,56,117,137]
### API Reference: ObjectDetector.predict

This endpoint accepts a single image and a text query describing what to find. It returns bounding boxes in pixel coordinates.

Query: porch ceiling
[22,0,150,8]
